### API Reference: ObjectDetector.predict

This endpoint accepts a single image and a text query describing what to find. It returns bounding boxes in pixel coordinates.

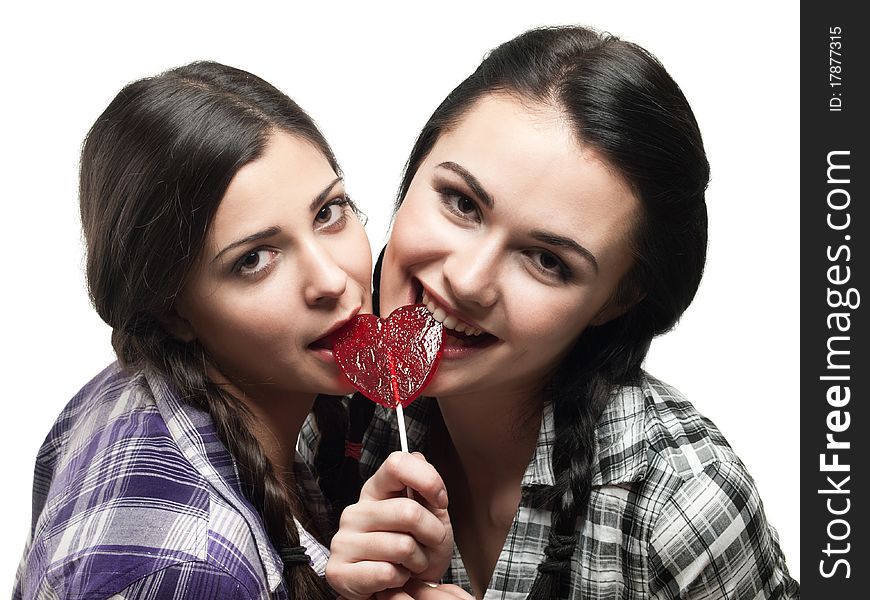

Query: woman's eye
[441,191,480,221]
[525,249,571,281]
[454,195,476,214]
[234,249,278,277]
[314,197,352,230]
[538,253,559,270]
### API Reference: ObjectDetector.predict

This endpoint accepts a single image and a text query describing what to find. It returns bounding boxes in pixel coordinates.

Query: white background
[1,0,799,591]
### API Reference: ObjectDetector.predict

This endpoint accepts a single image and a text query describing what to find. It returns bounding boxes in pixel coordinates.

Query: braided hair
[344,26,709,598]
[80,61,344,599]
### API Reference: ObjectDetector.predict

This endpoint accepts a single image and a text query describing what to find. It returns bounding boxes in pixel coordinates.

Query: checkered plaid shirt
[13,363,332,600]
[358,373,799,599]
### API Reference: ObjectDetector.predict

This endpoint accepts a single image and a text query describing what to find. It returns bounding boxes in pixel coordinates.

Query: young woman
[327,26,799,599]
[13,62,372,599]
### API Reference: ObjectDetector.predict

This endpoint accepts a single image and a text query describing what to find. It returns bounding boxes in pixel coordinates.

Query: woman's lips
[308,333,337,351]
[308,310,360,351]
[308,326,346,364]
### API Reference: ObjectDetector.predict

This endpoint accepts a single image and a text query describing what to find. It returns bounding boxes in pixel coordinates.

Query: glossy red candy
[333,304,445,408]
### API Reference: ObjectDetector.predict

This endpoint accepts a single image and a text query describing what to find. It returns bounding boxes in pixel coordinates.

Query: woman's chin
[316,375,358,397]
[421,369,466,399]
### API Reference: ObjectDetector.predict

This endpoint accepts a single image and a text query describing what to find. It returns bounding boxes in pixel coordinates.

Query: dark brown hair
[80,61,341,599]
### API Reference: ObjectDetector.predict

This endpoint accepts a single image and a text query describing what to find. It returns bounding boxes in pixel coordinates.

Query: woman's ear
[159,309,196,343]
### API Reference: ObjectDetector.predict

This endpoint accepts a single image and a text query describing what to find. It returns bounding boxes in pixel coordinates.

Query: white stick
[395,403,414,499]
[396,402,410,453]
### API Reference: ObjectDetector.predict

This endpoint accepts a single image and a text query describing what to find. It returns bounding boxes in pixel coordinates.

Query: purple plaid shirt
[13,363,332,600]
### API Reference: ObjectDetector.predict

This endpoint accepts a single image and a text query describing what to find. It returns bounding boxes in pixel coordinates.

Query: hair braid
[526,370,611,599]
[333,392,376,513]
[164,344,332,599]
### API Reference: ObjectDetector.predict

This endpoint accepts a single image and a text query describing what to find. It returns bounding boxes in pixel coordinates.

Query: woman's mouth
[308,334,336,351]
[418,287,498,352]
[308,311,359,357]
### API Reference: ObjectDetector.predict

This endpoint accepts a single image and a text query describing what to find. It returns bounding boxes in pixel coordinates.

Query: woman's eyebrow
[530,230,599,274]
[308,176,344,211]
[436,162,494,209]
[213,226,282,263]
[212,177,343,264]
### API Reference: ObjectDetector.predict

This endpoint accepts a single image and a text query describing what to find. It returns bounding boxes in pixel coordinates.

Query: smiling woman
[13,62,372,600]
[326,25,799,600]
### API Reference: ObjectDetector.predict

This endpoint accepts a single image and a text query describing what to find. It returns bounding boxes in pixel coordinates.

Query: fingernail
[437,488,448,508]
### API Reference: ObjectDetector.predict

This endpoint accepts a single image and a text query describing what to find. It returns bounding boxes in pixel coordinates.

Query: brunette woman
[328,26,799,600]
[14,61,371,599]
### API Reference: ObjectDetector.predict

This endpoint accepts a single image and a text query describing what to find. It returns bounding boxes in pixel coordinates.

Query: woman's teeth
[421,291,484,337]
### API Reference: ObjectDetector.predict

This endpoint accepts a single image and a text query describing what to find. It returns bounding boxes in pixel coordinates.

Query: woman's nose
[442,238,500,309]
[299,240,349,306]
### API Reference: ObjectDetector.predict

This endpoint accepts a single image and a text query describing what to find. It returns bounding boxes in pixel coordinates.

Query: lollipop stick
[396,402,410,453]
[388,348,414,499]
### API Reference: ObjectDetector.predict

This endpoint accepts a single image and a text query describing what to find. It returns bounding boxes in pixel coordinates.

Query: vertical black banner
[801,2,868,596]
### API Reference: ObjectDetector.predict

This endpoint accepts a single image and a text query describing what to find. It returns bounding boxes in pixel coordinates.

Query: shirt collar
[589,381,649,487]
[521,400,558,487]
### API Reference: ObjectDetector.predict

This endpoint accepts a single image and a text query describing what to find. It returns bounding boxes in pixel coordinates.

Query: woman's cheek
[340,231,373,289]
[503,279,590,348]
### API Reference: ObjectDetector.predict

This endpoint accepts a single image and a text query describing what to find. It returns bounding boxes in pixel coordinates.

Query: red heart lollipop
[333,304,444,408]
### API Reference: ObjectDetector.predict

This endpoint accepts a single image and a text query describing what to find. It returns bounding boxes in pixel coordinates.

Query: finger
[326,560,411,600]
[345,530,431,574]
[375,589,414,600]
[403,580,476,599]
[361,451,448,509]
[432,584,476,599]
[340,497,450,548]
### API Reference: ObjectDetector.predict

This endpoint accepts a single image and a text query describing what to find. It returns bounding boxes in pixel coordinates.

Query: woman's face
[176,132,372,399]
[380,94,639,399]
